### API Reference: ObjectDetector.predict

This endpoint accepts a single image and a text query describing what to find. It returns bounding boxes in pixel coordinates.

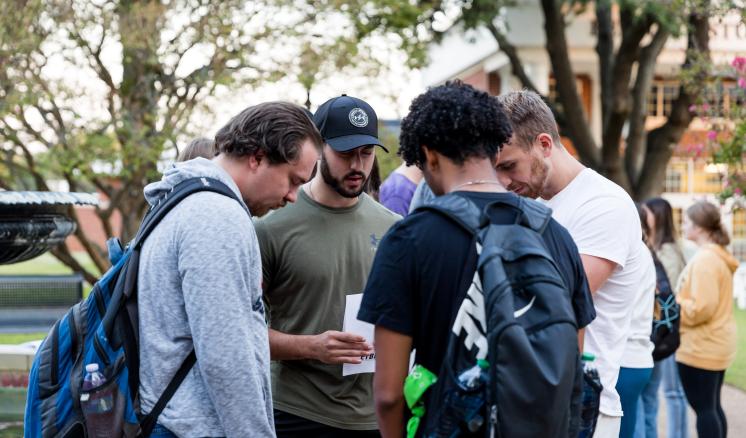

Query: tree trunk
[540,0,600,167]
[625,27,669,188]
[634,8,711,200]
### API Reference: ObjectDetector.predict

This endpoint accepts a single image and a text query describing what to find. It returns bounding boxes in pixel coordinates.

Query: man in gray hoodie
[137,102,322,437]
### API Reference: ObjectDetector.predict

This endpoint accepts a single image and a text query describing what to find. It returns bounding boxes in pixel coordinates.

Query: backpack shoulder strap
[139,350,196,437]
[412,193,553,235]
[479,196,553,234]
[515,197,553,234]
[413,193,482,235]
[132,177,240,250]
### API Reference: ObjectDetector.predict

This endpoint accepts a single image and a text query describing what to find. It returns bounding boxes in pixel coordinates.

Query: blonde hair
[497,90,562,149]
[686,201,730,246]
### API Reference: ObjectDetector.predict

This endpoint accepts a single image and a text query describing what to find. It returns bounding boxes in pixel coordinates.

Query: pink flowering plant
[690,56,746,206]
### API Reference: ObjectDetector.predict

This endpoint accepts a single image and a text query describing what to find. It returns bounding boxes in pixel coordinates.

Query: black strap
[139,350,197,437]
[133,177,240,249]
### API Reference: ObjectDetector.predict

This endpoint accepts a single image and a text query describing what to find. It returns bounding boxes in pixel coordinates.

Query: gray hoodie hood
[144,157,249,214]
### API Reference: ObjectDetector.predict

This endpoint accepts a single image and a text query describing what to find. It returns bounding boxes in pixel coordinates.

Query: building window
[664,158,688,193]
[647,85,659,116]
[548,75,592,120]
[727,84,745,116]
[693,160,724,193]
[734,209,746,239]
[646,80,679,117]
[488,71,501,96]
[732,208,746,262]
[662,84,679,117]
[647,79,740,118]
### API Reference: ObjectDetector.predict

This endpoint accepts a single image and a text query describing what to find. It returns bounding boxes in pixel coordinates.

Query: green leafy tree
[697,56,746,207]
[365,0,743,200]
[0,0,411,282]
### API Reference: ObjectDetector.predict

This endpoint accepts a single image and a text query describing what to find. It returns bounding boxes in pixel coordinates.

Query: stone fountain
[0,191,98,265]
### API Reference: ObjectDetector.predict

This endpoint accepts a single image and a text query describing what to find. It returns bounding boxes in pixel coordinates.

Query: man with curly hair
[357,82,595,436]
[138,102,321,437]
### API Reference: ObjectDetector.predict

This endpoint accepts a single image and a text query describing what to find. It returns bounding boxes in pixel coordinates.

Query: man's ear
[248,150,264,170]
[537,133,554,158]
[422,145,439,172]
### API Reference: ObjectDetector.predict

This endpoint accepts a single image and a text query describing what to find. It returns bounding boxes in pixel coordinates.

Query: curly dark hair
[399,81,512,167]
[214,101,323,164]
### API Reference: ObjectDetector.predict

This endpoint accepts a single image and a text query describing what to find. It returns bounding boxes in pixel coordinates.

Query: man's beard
[508,154,548,199]
[320,154,369,198]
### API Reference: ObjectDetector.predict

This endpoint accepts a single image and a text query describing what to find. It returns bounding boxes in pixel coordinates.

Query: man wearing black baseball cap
[255,95,399,436]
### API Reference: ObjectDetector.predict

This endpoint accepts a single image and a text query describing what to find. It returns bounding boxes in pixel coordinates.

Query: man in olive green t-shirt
[255,95,400,436]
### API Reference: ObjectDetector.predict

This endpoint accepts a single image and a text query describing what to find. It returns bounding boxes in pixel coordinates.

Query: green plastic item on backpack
[403,364,438,438]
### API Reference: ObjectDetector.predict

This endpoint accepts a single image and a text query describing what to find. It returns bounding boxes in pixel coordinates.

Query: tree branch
[600,10,654,189]
[50,244,100,285]
[486,22,540,92]
[540,0,599,167]
[595,1,613,125]
[625,26,669,188]
[635,6,711,199]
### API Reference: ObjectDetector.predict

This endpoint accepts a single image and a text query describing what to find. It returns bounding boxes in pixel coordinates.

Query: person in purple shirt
[378,162,422,216]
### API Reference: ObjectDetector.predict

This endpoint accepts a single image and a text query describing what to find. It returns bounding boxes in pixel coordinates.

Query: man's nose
[285,187,298,203]
[497,172,511,187]
[350,153,364,171]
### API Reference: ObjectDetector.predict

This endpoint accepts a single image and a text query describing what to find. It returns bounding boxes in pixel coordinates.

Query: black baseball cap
[312,95,388,152]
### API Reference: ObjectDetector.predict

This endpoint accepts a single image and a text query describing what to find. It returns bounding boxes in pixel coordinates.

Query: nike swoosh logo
[514,296,536,318]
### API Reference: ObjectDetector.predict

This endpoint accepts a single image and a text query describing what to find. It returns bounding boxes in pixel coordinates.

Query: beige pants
[593,413,621,438]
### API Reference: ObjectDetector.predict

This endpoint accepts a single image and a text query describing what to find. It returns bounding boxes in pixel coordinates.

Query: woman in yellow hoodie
[677,201,739,438]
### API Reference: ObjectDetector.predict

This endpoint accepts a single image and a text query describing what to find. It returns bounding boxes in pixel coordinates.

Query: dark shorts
[274,410,380,438]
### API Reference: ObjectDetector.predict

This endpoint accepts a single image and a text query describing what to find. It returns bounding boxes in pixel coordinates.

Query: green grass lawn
[0,333,46,345]
[725,305,746,390]
[0,253,96,276]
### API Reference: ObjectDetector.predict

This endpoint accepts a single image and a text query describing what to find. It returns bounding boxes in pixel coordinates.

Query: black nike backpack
[416,194,581,438]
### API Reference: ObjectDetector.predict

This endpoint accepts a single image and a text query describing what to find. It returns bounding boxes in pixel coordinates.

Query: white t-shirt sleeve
[568,195,637,269]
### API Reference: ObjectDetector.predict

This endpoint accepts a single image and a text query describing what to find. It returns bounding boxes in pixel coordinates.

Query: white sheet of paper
[342,293,376,376]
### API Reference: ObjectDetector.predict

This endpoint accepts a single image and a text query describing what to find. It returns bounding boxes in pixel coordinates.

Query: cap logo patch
[348,108,369,127]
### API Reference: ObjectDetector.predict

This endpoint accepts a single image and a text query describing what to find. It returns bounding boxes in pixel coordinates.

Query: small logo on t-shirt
[252,296,265,316]
[349,108,369,127]
[370,233,381,251]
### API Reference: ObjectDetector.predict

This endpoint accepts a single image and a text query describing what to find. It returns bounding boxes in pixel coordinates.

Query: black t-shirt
[358,191,595,377]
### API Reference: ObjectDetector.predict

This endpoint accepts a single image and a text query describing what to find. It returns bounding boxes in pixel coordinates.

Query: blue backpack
[416,194,581,438]
[24,177,240,438]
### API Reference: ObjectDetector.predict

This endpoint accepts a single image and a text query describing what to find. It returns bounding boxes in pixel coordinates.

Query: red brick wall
[65,206,122,252]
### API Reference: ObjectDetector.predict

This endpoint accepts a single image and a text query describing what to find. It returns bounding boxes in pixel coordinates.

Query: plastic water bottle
[82,363,106,391]
[578,353,603,438]
[80,363,116,437]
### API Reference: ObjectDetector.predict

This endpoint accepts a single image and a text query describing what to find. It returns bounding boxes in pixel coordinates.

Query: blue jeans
[634,360,663,438]
[150,423,178,438]
[616,367,653,438]
[661,355,688,438]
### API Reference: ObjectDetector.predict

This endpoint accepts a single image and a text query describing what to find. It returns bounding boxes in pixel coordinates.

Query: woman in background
[378,161,422,215]
[676,201,738,438]
[635,197,688,438]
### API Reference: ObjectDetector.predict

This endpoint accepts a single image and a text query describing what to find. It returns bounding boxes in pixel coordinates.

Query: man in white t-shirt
[495,90,649,437]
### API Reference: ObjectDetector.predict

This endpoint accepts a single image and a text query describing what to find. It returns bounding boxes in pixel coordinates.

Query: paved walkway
[658,383,746,436]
